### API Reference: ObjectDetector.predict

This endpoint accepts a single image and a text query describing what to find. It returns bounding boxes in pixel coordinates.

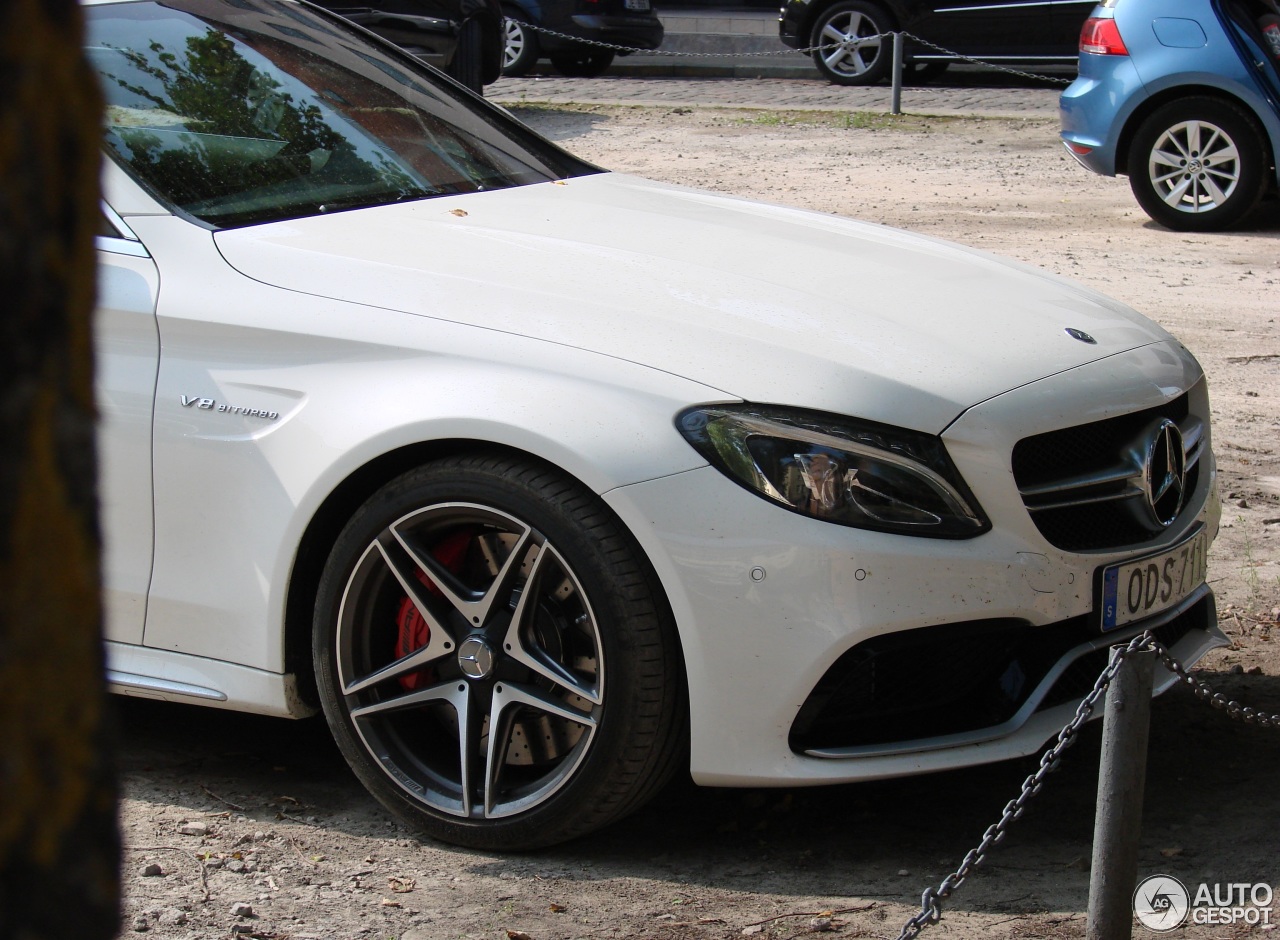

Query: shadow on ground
[115,664,1280,919]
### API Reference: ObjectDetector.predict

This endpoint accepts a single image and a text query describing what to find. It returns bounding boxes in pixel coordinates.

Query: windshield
[86,0,597,227]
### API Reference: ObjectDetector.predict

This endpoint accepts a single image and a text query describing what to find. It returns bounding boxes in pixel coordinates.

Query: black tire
[448,17,486,94]
[549,49,616,77]
[313,454,685,850]
[502,10,540,77]
[809,1,893,86]
[1126,96,1269,232]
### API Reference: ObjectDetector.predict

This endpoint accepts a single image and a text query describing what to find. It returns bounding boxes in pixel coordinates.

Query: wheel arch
[502,0,540,20]
[800,0,900,51]
[283,438,691,717]
[1116,85,1278,180]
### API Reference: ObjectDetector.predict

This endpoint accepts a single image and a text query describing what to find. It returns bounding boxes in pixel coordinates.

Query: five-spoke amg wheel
[1127,97,1269,232]
[810,1,893,86]
[314,455,684,849]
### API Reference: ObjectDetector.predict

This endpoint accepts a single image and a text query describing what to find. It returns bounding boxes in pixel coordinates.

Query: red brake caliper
[394,529,473,690]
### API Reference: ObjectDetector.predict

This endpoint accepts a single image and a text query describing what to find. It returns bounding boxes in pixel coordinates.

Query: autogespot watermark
[1134,874,1275,931]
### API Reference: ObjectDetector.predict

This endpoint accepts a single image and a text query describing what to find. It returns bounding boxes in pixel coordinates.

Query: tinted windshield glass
[86,0,596,227]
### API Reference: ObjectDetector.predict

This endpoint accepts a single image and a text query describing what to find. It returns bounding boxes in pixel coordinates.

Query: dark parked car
[780,0,1093,85]
[500,0,663,77]
[310,0,504,92]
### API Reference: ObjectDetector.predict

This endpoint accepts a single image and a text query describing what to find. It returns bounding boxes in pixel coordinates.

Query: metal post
[890,32,903,115]
[1086,647,1157,940]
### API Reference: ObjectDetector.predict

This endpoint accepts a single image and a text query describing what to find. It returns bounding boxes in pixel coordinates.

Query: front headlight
[677,404,989,539]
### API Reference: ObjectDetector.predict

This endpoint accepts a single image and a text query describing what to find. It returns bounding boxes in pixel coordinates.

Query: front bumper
[605,342,1223,786]
[778,0,808,48]
[793,588,1216,757]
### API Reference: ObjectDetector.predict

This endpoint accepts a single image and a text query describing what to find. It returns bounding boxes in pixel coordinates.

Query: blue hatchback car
[1060,0,1280,230]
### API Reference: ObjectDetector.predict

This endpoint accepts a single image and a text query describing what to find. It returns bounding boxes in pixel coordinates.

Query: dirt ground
[117,103,1280,940]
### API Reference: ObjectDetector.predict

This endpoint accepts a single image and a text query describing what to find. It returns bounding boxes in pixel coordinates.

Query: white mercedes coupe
[90,0,1224,849]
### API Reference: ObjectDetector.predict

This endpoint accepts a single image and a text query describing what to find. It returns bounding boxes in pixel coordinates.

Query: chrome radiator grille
[1012,393,1204,552]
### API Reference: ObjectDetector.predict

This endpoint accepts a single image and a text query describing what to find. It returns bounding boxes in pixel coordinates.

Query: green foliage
[101,31,359,206]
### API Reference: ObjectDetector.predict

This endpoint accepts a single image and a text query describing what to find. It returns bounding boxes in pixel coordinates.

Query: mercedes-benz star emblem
[457,636,495,680]
[1143,419,1187,528]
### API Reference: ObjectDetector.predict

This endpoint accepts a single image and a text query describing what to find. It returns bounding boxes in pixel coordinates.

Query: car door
[311,0,458,71]
[1051,0,1095,56]
[95,204,161,646]
[908,0,1061,59]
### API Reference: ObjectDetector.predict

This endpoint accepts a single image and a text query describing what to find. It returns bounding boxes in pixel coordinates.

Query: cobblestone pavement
[488,74,1062,118]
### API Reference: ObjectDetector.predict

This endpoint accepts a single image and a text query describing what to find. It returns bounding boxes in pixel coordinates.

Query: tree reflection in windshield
[88,0,594,227]
[103,30,384,212]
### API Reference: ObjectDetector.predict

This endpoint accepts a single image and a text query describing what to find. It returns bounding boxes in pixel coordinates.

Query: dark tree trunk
[0,0,117,937]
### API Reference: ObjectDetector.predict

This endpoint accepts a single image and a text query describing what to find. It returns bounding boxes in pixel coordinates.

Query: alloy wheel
[809,1,892,85]
[503,17,527,72]
[1127,96,1267,232]
[1147,119,1241,214]
[820,12,881,77]
[334,502,603,820]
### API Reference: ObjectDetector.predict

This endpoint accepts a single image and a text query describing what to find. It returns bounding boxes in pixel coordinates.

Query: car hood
[215,172,1177,433]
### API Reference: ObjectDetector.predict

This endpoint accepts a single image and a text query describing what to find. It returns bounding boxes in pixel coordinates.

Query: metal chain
[508,22,1072,83]
[1149,638,1280,728]
[900,33,1073,85]
[892,631,1152,940]
[510,19,856,57]
[893,630,1277,940]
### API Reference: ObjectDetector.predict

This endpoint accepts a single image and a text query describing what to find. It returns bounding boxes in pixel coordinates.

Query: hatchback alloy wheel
[1149,120,1240,209]
[313,456,685,849]
[1128,96,1267,232]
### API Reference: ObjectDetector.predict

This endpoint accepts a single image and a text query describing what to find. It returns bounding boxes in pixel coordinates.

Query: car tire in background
[312,454,686,850]
[448,17,487,93]
[809,0,894,86]
[549,49,616,77]
[1126,96,1269,232]
[501,8,539,76]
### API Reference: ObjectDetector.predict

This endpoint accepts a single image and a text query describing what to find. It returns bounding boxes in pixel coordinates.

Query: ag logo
[1133,874,1190,931]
